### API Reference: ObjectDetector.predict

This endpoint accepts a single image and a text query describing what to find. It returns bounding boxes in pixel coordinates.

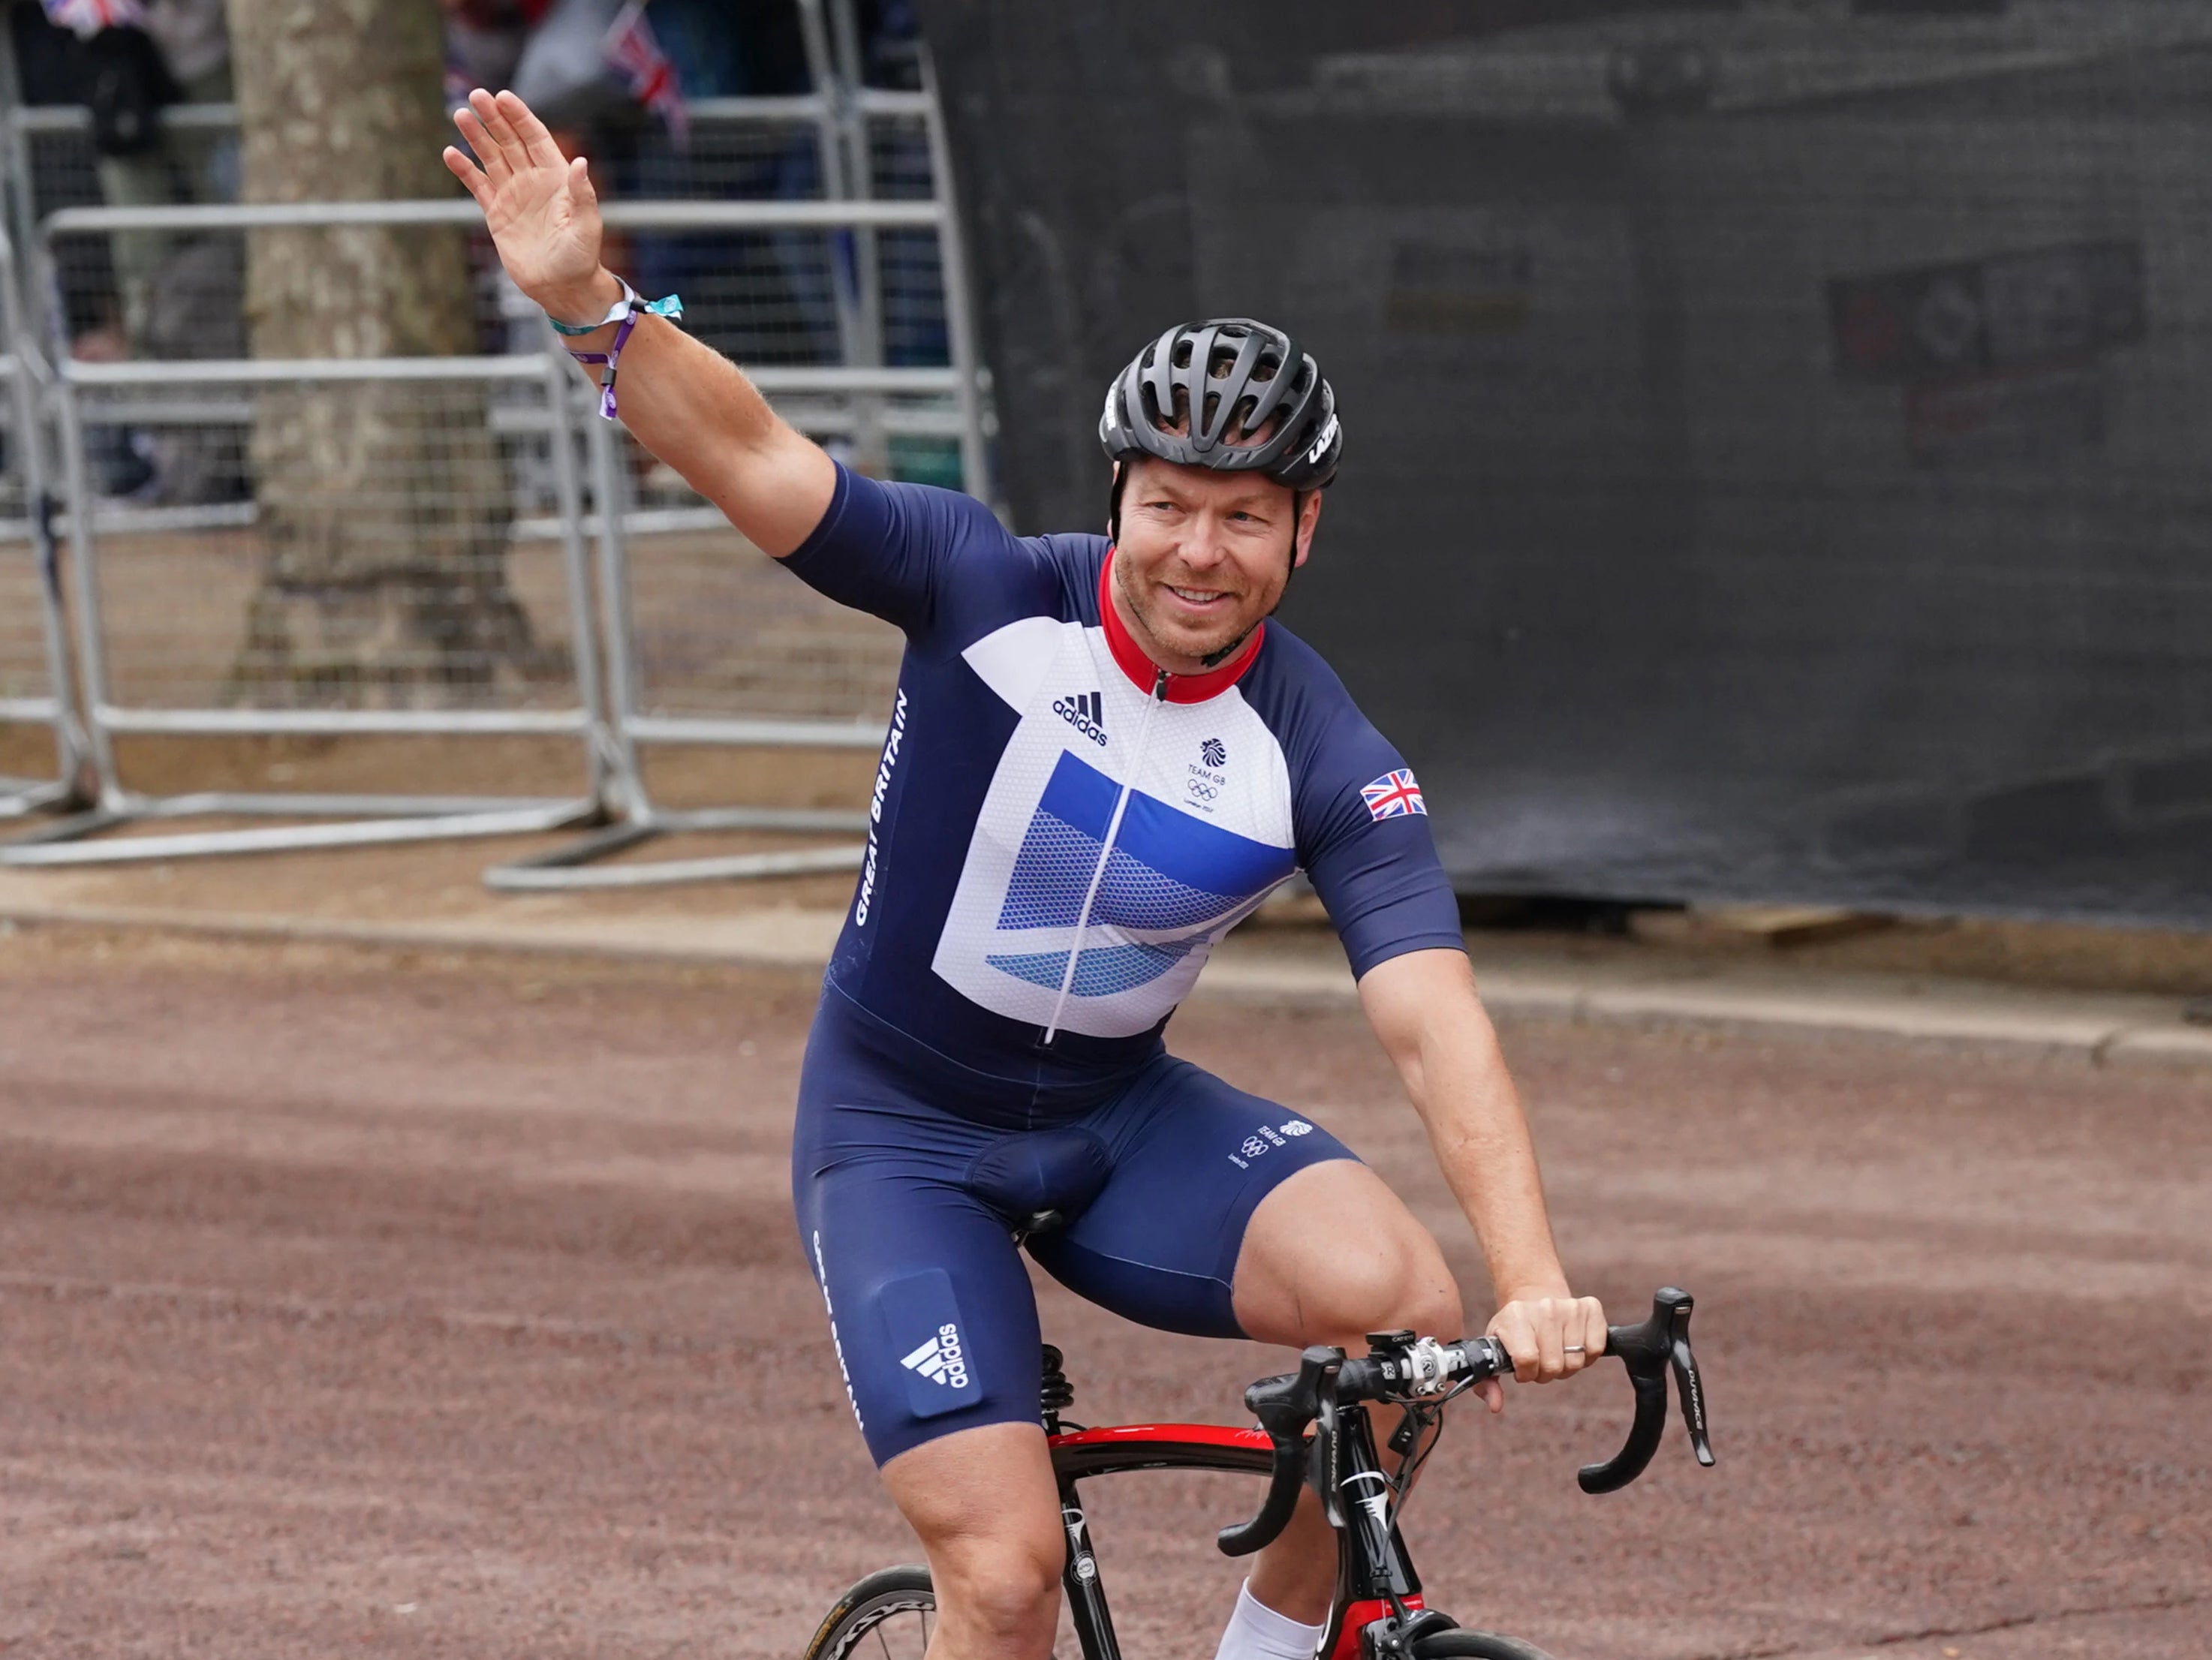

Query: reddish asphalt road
[2,932,2205,1658]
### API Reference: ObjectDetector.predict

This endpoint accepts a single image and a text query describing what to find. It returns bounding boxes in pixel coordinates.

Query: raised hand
[442,88,617,324]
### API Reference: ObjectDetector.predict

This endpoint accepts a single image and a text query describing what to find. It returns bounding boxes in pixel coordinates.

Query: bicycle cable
[1378,1373,1480,1524]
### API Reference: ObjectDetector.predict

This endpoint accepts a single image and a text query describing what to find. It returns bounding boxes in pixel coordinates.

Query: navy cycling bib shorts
[784,465,1464,1466]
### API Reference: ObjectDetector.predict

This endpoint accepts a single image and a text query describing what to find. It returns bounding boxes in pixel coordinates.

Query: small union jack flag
[41,0,146,36]
[602,0,690,149]
[1360,768,1426,820]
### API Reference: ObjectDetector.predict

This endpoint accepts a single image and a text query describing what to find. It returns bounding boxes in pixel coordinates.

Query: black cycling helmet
[1100,317,1342,494]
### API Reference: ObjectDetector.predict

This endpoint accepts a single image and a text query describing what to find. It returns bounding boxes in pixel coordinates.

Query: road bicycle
[803,1286,1714,1660]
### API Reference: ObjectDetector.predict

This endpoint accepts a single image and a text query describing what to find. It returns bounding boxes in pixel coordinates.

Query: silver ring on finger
[1563,1344,1586,1354]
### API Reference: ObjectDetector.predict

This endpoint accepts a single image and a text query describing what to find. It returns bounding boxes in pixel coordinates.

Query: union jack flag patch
[1360,768,1426,820]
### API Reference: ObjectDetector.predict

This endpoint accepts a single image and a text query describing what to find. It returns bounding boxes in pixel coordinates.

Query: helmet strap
[1282,489,1308,592]
[1196,628,1256,670]
[1196,489,1307,669]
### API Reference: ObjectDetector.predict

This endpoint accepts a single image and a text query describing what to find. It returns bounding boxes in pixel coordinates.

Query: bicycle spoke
[921,1607,931,1652]
[876,1624,894,1660]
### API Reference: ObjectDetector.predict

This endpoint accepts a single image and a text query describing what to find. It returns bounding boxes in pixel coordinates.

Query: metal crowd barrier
[0,21,995,884]
[0,199,614,865]
[3,62,944,473]
[0,224,88,819]
[0,186,989,875]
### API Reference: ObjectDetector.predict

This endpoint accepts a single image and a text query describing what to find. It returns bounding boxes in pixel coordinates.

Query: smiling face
[1109,456,1324,675]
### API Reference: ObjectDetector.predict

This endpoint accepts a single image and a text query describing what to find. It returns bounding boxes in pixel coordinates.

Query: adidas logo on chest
[1052,690,1107,747]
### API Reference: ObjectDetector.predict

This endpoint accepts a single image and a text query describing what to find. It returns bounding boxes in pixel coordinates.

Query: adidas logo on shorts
[900,1322,971,1389]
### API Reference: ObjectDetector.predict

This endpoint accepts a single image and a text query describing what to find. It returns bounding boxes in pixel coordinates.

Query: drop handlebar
[1218,1287,1716,1557]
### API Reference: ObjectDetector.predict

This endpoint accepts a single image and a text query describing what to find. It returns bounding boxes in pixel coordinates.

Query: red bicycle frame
[1046,1421,1424,1660]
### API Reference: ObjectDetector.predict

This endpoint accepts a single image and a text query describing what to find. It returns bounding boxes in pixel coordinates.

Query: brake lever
[1577,1286,1715,1495]
[1218,1345,1338,1556]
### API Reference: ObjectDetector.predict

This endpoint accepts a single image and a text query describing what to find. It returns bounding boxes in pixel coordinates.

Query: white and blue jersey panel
[935,611,1299,1037]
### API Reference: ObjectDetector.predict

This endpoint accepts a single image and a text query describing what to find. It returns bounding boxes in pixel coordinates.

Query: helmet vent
[1099,316,1342,492]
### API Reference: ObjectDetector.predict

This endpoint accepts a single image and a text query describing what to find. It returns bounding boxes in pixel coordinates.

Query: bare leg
[880,1421,1067,1660]
[1229,1161,1464,1625]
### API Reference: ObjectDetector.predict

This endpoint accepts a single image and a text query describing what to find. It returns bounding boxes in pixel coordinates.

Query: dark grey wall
[920,3,2212,928]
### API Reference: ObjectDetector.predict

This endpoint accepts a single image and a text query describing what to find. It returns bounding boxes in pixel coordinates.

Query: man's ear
[1293,491,1323,567]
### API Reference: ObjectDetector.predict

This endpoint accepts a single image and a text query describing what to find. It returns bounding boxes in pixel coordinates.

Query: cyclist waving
[447,88,1607,1660]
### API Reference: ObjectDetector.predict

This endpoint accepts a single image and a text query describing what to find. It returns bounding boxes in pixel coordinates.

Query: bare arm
[442,89,834,556]
[1357,947,1607,1391]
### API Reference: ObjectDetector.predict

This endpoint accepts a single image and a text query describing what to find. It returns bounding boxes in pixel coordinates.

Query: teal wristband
[562,284,688,423]
[548,277,640,336]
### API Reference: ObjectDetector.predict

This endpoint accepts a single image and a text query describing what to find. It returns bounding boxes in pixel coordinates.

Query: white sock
[1213,1579,1329,1660]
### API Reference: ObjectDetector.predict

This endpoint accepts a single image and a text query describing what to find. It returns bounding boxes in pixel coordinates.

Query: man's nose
[1178,518,1232,568]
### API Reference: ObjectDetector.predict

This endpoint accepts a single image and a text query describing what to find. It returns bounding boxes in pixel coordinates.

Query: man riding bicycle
[447,87,1609,1660]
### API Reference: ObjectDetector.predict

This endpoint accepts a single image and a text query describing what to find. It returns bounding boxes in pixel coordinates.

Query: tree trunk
[224,0,556,705]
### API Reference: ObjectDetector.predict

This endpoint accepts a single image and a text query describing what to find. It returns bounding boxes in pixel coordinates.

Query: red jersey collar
[1097,549,1264,705]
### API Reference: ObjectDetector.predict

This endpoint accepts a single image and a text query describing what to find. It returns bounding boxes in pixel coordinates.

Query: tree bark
[224,0,555,705]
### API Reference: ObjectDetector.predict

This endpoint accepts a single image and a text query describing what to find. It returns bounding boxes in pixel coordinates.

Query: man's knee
[883,1422,1064,1658]
[1235,1165,1466,1345]
[1299,1233,1463,1342]
[928,1525,1065,1646]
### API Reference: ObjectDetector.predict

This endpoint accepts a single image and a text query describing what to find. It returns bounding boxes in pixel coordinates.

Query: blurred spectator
[613,0,823,364]
[859,0,920,91]
[8,0,112,342]
[442,0,551,104]
[77,0,236,354]
[8,1,235,494]
[647,0,792,101]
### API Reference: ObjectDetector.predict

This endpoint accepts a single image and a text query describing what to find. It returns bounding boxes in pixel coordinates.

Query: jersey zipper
[1043,665,1169,1045]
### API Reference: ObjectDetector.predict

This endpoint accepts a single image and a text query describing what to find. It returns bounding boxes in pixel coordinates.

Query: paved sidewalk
[3,850,2208,1074]
[1199,925,2212,1072]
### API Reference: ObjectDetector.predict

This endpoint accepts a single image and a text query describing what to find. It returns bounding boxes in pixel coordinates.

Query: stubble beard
[1114,555,1268,673]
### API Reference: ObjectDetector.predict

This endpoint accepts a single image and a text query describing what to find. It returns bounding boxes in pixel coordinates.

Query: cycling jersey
[785,464,1464,1121]
[787,464,1465,1464]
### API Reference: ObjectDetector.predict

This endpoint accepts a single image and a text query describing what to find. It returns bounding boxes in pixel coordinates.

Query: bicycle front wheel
[802,1565,935,1660]
[1413,1629,1559,1660]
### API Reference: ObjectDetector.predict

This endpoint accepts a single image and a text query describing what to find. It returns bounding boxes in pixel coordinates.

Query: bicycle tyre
[1412,1629,1560,1660]
[801,1565,935,1660]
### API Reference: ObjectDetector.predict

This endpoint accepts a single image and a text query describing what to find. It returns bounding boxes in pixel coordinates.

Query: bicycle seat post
[1038,1343,1075,1436]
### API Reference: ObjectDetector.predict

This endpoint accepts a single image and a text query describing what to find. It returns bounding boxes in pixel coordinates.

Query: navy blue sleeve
[780,464,1057,651]
[1293,706,1465,982]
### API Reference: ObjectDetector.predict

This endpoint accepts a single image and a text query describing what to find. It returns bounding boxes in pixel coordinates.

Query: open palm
[442,89,606,316]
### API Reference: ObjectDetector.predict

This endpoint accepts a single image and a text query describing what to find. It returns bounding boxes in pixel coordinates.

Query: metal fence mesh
[0,539,50,707]
[0,356,50,711]
[609,113,835,365]
[869,114,950,371]
[20,111,242,344]
[20,105,953,373]
[609,428,901,727]
[73,373,583,716]
[7,59,974,786]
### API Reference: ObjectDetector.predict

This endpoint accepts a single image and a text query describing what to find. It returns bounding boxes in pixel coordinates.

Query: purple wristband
[568,308,640,422]
[565,290,684,423]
